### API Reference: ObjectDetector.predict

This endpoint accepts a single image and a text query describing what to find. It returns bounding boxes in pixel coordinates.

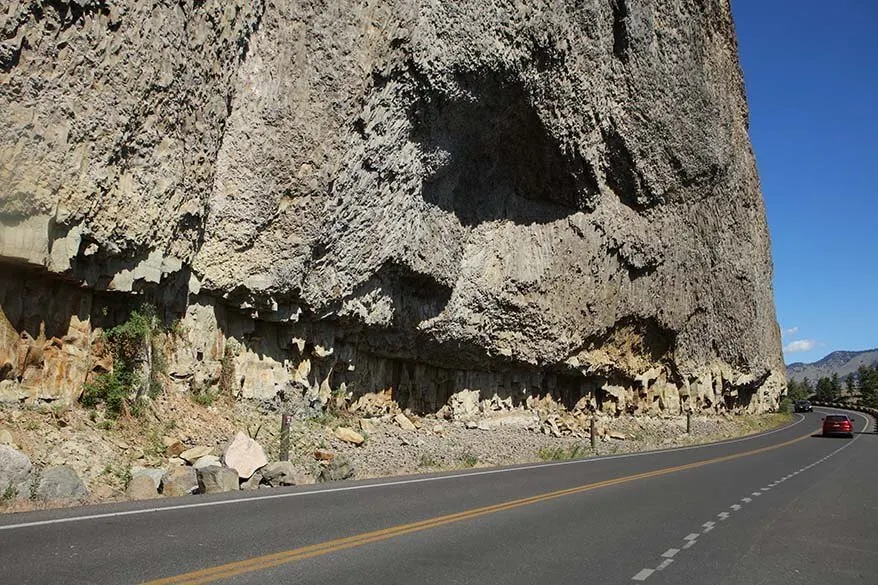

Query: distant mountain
[786,349,878,382]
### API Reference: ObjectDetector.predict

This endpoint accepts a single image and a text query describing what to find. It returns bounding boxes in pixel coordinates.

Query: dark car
[822,414,854,438]
[794,400,813,412]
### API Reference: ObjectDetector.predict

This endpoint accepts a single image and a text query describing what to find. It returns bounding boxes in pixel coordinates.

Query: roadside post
[590,416,596,449]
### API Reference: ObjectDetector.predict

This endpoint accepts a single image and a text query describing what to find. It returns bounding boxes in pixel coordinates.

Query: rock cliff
[0,0,784,414]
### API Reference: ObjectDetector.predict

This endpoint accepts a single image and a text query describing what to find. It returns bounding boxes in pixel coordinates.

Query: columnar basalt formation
[0,0,784,414]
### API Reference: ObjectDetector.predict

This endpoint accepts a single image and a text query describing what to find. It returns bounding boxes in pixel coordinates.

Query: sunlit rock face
[0,0,783,413]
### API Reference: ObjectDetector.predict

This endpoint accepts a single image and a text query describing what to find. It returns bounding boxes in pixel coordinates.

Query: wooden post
[590,417,596,449]
[686,412,691,434]
[279,413,292,461]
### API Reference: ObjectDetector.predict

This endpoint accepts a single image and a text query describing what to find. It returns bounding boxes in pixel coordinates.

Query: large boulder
[394,413,417,432]
[161,466,198,497]
[0,445,31,498]
[193,455,222,470]
[131,467,165,490]
[334,427,365,445]
[222,432,267,479]
[126,475,159,500]
[261,461,310,487]
[450,390,481,420]
[180,446,213,464]
[35,466,88,500]
[318,457,355,483]
[196,466,239,494]
[240,470,264,491]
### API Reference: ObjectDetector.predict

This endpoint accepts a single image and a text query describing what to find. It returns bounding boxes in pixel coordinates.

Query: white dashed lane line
[656,559,674,571]
[629,410,871,581]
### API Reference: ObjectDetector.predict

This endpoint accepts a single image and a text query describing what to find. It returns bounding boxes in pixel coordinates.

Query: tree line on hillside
[787,364,878,407]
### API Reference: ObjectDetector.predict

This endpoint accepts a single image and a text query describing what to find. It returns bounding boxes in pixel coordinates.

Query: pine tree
[829,373,842,400]
[859,365,878,407]
[845,372,856,393]
[815,377,833,402]
[786,378,809,401]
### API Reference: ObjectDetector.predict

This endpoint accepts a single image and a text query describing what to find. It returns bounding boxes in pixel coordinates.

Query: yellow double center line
[144,430,813,585]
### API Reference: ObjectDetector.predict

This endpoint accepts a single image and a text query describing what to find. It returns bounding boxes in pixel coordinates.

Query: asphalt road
[1,408,875,585]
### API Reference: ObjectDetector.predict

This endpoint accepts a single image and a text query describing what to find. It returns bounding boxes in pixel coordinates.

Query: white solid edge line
[0,413,811,532]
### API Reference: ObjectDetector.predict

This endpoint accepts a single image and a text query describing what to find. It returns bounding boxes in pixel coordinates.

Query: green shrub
[80,304,166,417]
[419,453,438,468]
[538,443,588,461]
[82,368,132,417]
[192,386,218,407]
[458,451,478,468]
[1,483,18,504]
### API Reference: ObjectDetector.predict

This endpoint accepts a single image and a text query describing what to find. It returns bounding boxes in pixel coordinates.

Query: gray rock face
[35,466,88,500]
[0,445,31,497]
[196,466,239,494]
[0,1,783,414]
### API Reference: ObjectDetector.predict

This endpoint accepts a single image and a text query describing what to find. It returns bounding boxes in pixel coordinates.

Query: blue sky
[731,1,878,364]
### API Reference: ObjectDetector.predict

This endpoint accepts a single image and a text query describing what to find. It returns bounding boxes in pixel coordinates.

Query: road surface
[0,408,875,584]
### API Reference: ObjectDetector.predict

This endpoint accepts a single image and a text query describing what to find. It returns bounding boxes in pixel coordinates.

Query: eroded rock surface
[0,0,783,415]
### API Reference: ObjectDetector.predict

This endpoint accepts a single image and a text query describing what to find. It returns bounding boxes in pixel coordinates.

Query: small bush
[538,444,588,461]
[1,483,18,504]
[190,380,219,407]
[193,388,217,407]
[419,453,438,468]
[82,369,132,417]
[458,451,478,468]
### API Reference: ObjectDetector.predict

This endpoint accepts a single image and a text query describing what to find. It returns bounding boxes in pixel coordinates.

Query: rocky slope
[0,391,791,508]
[0,0,783,416]
[787,349,878,383]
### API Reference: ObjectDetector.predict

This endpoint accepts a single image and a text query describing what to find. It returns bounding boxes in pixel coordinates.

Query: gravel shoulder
[0,393,792,513]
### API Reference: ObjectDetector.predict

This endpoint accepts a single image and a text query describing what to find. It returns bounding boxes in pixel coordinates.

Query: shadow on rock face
[410,71,599,226]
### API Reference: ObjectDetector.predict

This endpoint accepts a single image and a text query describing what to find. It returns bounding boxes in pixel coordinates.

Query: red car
[822,415,854,438]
